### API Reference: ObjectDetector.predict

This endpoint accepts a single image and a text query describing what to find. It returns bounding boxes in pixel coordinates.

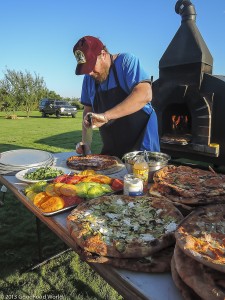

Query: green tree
[46,90,62,99]
[70,97,84,110]
[0,69,48,116]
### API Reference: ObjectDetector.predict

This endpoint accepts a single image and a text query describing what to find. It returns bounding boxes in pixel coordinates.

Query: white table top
[0,151,183,300]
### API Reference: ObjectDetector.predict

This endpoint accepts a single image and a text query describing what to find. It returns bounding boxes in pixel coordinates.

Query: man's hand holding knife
[76,112,108,156]
[84,112,109,129]
[76,112,109,156]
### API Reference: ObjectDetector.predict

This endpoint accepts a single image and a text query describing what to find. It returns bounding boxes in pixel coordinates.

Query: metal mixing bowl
[122,151,171,182]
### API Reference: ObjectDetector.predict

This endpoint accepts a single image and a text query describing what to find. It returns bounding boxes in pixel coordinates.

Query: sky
[0,0,225,99]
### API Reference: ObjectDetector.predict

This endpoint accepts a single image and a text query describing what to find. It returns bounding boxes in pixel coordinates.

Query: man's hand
[75,142,91,155]
[84,112,108,128]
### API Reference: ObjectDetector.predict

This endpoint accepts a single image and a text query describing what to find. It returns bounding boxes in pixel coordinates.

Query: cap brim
[75,59,96,75]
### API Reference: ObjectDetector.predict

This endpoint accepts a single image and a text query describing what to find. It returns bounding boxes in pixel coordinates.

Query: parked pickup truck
[39,99,77,118]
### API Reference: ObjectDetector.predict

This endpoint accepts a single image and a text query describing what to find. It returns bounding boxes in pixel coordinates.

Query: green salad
[24,166,64,180]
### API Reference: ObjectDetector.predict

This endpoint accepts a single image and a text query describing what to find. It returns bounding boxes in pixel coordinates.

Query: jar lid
[129,191,144,197]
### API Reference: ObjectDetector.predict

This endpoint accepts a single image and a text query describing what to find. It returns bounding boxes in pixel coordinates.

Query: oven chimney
[159,0,213,87]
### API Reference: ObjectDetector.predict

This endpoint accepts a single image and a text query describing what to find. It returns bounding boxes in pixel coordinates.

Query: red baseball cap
[73,36,104,75]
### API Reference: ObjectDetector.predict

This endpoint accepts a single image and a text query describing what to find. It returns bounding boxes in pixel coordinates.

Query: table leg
[0,185,7,206]
[36,217,43,261]
[27,217,72,271]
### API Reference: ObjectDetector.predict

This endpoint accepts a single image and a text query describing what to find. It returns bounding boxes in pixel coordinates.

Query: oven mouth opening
[161,103,192,145]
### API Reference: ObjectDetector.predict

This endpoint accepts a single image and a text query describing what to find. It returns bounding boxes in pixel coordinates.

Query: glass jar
[123,174,143,196]
[133,155,149,193]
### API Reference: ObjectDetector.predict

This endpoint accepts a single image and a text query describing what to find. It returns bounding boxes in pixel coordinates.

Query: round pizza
[66,154,119,171]
[161,134,191,145]
[175,204,225,273]
[150,165,225,205]
[173,244,225,300]
[67,195,183,258]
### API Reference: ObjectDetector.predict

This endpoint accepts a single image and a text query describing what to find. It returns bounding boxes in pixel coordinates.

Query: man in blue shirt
[74,36,160,158]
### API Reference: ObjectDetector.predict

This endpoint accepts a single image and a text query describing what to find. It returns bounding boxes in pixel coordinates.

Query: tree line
[0,68,82,117]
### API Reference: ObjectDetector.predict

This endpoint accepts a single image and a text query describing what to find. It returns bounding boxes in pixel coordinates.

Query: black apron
[93,56,149,159]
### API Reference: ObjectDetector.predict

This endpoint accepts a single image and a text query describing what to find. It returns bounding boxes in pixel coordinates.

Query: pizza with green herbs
[67,195,183,258]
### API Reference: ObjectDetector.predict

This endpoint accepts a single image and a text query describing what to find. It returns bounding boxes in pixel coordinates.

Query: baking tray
[19,185,123,217]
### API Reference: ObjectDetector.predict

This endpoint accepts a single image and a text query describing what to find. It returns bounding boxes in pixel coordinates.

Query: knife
[81,143,89,157]
[82,113,93,156]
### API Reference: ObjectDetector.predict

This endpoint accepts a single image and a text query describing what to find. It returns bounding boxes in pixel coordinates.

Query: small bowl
[122,151,171,182]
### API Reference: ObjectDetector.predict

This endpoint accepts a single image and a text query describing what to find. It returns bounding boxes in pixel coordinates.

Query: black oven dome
[159,0,213,70]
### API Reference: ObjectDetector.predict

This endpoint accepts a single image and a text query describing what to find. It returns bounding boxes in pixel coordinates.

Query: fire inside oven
[161,103,192,145]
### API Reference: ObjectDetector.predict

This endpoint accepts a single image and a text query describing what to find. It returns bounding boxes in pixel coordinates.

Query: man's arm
[104,82,152,121]
[86,82,152,128]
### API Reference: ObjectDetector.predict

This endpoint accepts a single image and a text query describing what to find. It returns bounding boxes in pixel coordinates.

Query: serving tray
[20,180,123,217]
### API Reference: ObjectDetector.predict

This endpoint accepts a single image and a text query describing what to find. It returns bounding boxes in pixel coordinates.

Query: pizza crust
[67,195,183,258]
[80,246,174,273]
[174,244,225,300]
[171,255,203,300]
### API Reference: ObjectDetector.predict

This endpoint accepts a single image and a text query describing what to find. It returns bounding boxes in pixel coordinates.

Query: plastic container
[133,155,149,193]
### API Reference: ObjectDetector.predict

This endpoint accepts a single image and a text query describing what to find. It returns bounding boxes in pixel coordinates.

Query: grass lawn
[0,111,122,300]
[0,110,103,153]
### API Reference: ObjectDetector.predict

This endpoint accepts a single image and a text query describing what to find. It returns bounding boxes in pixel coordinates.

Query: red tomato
[64,175,82,184]
[111,178,124,191]
[53,174,70,183]
[61,195,84,207]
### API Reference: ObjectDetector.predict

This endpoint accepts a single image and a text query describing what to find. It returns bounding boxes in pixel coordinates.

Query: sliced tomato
[61,195,84,207]
[64,175,82,184]
[53,174,70,183]
[111,178,124,191]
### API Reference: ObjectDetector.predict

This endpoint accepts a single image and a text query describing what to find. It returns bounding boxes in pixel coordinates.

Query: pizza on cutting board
[66,154,119,171]
[67,195,183,258]
[150,165,225,205]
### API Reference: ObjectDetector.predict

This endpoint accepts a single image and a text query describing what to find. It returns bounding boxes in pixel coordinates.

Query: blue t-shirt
[81,53,153,114]
[80,52,160,152]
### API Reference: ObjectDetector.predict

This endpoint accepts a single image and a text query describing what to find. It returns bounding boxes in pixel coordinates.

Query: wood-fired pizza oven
[152,0,225,166]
